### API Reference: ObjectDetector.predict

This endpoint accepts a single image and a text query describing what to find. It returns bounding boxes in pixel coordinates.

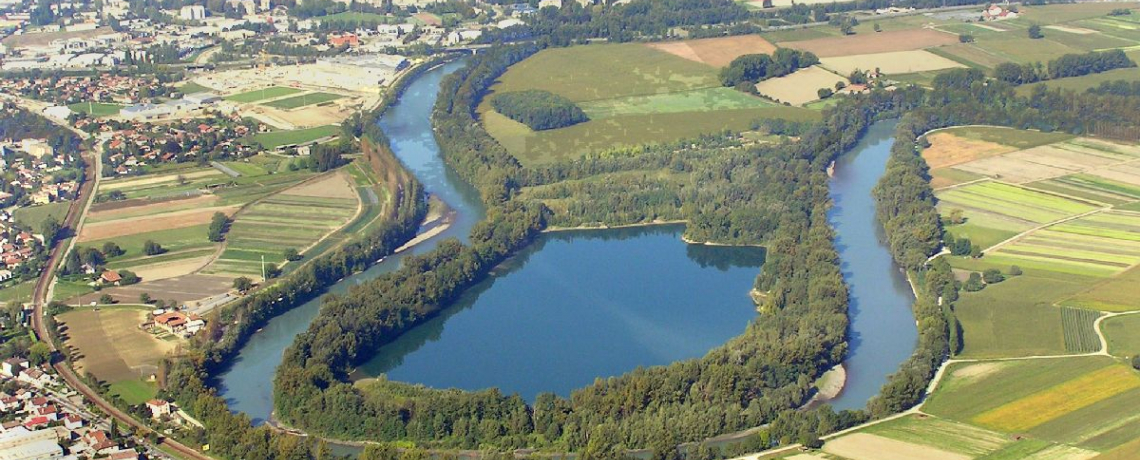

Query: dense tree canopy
[491,90,589,131]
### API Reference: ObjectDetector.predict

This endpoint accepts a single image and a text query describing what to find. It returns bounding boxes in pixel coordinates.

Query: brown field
[281,170,358,200]
[754,66,847,105]
[821,50,966,75]
[780,29,959,58]
[972,365,1140,432]
[87,195,219,222]
[131,254,216,282]
[822,433,970,460]
[66,274,232,306]
[953,146,1109,184]
[59,308,178,382]
[1089,163,1140,188]
[923,132,1020,169]
[265,103,353,129]
[77,206,239,242]
[646,35,777,68]
[1045,25,1098,34]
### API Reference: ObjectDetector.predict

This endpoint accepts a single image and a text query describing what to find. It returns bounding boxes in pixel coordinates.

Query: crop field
[987,212,1140,278]
[645,35,776,67]
[58,307,178,383]
[949,143,1127,184]
[246,125,339,149]
[779,29,959,58]
[483,105,817,165]
[972,365,1140,433]
[822,433,969,460]
[937,181,1098,247]
[1027,174,1140,207]
[1060,307,1102,353]
[577,87,774,118]
[927,43,1011,69]
[204,172,358,277]
[922,131,1019,170]
[821,50,966,75]
[68,102,122,117]
[262,92,344,109]
[98,168,226,200]
[67,274,233,306]
[859,415,1011,457]
[224,86,302,103]
[753,66,847,106]
[1065,266,1140,312]
[1027,386,1140,452]
[924,356,1114,422]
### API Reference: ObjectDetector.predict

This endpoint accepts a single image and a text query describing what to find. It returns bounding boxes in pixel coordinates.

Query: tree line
[992,49,1135,85]
[719,49,819,90]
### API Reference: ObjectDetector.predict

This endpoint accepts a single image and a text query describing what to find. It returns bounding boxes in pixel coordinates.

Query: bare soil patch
[67,274,233,306]
[954,154,1076,184]
[78,206,239,242]
[646,35,777,67]
[87,195,219,222]
[923,132,1020,169]
[131,254,216,282]
[823,433,970,460]
[282,171,358,200]
[781,29,959,58]
[59,308,178,382]
[951,362,1007,383]
[821,50,965,75]
[754,66,847,105]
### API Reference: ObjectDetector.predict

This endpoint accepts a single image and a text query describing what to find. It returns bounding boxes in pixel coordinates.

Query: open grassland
[951,269,1096,358]
[487,44,719,102]
[753,66,847,106]
[262,92,344,109]
[484,106,817,165]
[203,172,358,277]
[821,50,966,75]
[1060,307,1102,353]
[58,307,178,383]
[927,43,1011,69]
[645,35,776,67]
[13,201,70,231]
[108,379,158,405]
[972,365,1140,433]
[578,87,773,118]
[924,356,1114,422]
[246,125,340,149]
[224,86,302,103]
[68,102,122,117]
[780,29,959,58]
[1018,3,1140,25]
[860,415,1011,457]
[1103,313,1140,357]
[1065,266,1140,312]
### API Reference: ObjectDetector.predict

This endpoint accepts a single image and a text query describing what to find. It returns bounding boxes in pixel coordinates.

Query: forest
[719,49,819,89]
[490,90,589,130]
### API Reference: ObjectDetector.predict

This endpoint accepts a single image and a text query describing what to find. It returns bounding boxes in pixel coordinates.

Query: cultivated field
[1064,266,1140,312]
[987,211,1140,278]
[823,433,969,460]
[202,171,359,278]
[779,29,959,58]
[859,415,1011,457]
[938,181,1097,248]
[921,131,1019,171]
[1103,313,1140,357]
[1060,307,1102,353]
[645,35,776,67]
[224,86,302,103]
[754,66,847,106]
[820,50,965,76]
[58,307,178,383]
[578,87,774,118]
[972,365,1140,432]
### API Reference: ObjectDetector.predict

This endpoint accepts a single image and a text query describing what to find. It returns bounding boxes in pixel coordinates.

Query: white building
[0,439,64,460]
[179,5,206,20]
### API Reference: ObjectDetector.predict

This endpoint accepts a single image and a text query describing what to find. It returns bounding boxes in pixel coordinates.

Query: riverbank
[542,219,686,232]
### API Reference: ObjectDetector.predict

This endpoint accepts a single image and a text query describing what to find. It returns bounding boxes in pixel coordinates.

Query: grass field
[972,365,1140,432]
[68,102,122,117]
[109,378,158,405]
[938,181,1098,247]
[1064,266,1140,312]
[1018,66,1140,96]
[177,81,213,94]
[262,92,344,110]
[13,201,70,231]
[988,212,1140,277]
[821,50,966,75]
[1103,313,1140,358]
[224,86,302,103]
[859,415,1011,457]
[577,87,773,118]
[246,125,339,149]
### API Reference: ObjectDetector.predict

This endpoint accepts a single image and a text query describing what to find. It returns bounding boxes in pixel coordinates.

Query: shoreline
[542,219,687,233]
[395,211,456,254]
[802,363,848,410]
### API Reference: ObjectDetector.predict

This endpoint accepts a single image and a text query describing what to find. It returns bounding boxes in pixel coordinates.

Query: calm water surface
[355,225,765,400]
[825,119,919,411]
[216,60,484,424]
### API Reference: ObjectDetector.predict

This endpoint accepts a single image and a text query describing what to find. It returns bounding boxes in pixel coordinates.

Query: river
[824,119,919,411]
[216,60,484,424]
